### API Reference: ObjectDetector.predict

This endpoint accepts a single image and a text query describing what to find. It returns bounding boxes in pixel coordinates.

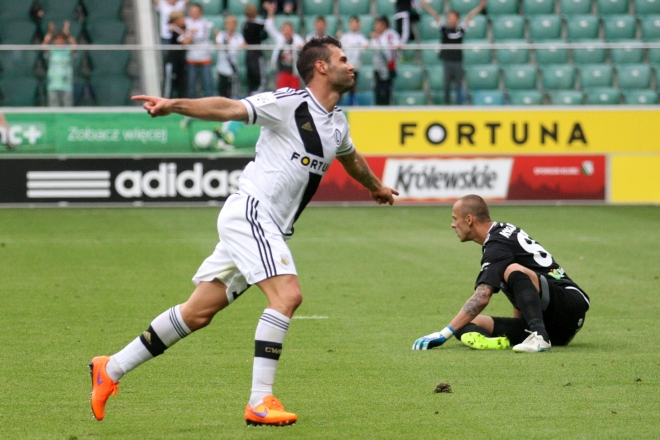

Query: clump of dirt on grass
[434,382,452,393]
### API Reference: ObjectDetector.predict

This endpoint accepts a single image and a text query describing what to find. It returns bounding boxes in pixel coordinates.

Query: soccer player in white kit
[89,36,399,426]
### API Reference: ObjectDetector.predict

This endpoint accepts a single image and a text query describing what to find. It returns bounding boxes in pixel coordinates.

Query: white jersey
[239,88,355,236]
[185,16,213,63]
[157,0,186,39]
[371,28,400,80]
[339,31,369,71]
[215,31,245,76]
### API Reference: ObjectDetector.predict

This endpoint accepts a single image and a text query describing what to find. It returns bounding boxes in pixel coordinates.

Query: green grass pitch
[0,205,658,439]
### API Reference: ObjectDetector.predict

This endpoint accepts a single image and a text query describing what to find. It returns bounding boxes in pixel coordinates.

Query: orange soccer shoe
[244,395,298,426]
[89,356,119,421]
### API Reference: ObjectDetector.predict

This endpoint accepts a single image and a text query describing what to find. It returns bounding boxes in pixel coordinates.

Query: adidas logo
[301,122,313,131]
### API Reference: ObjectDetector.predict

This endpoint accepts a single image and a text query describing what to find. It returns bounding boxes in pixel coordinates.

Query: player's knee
[503,264,527,282]
[507,270,533,291]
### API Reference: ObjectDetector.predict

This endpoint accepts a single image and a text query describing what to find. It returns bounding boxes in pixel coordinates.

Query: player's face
[451,202,472,242]
[326,46,355,93]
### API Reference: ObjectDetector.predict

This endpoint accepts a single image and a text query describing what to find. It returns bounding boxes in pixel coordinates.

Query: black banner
[0,156,253,204]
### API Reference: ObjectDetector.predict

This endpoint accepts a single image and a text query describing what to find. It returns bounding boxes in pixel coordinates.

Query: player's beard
[333,71,355,95]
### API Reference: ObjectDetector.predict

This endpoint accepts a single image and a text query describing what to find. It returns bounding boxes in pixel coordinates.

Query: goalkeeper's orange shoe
[89,356,119,421]
[244,395,297,426]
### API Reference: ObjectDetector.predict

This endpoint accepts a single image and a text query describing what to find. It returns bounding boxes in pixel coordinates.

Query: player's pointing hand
[370,186,399,205]
[132,95,173,118]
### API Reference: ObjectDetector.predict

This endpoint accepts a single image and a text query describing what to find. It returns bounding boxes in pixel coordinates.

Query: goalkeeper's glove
[412,326,455,350]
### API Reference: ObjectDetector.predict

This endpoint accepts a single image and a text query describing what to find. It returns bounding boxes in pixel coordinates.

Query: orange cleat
[89,356,119,421]
[244,395,298,426]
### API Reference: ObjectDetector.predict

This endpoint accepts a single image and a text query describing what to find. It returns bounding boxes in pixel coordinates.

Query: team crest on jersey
[253,93,275,106]
[334,129,341,145]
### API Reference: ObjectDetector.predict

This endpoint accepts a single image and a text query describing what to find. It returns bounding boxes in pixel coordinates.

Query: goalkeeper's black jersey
[475,222,587,299]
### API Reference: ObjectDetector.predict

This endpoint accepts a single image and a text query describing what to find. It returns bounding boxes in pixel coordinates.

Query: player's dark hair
[296,36,342,84]
[458,194,491,222]
[316,15,326,23]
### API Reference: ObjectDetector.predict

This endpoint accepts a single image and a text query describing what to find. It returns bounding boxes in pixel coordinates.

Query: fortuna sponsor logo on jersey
[289,152,330,174]
[26,171,111,198]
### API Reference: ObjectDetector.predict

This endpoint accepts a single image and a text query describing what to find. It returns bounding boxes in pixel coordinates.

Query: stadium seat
[0,0,34,19]
[464,15,488,40]
[423,0,445,11]
[304,15,338,36]
[462,40,493,64]
[200,0,224,15]
[421,41,441,65]
[426,65,445,90]
[584,87,621,104]
[273,15,301,33]
[86,19,128,44]
[0,50,38,78]
[560,0,593,15]
[617,64,651,89]
[88,50,131,75]
[471,90,505,105]
[451,0,483,15]
[597,0,629,15]
[492,15,525,40]
[623,89,659,104]
[375,0,397,15]
[529,15,563,41]
[547,90,584,104]
[303,0,335,16]
[496,40,531,64]
[487,0,519,15]
[90,74,132,106]
[354,14,374,38]
[579,64,614,88]
[338,0,370,16]
[82,0,125,20]
[566,15,600,40]
[0,19,37,44]
[572,39,608,63]
[508,89,544,104]
[0,77,40,106]
[502,64,538,89]
[523,0,556,15]
[465,64,500,89]
[603,15,637,40]
[226,0,260,15]
[393,90,428,105]
[42,0,81,19]
[635,0,660,14]
[355,91,374,105]
[418,15,442,40]
[359,48,374,67]
[206,14,226,32]
[541,64,576,89]
[356,68,374,91]
[610,41,645,63]
[640,15,660,40]
[394,65,424,90]
[535,41,570,64]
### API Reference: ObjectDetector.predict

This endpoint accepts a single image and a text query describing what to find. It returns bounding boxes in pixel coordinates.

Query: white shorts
[192,193,297,304]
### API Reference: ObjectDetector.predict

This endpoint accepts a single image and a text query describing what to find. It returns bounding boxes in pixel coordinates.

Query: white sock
[108,305,191,382]
[249,308,290,408]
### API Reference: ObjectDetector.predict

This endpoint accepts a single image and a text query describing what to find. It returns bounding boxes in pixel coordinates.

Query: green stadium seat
[90,74,132,106]
[560,0,593,15]
[418,15,441,40]
[535,41,570,64]
[392,90,428,105]
[623,89,659,104]
[464,15,488,40]
[451,0,483,15]
[523,0,556,15]
[303,0,335,15]
[304,15,338,36]
[572,39,608,63]
[597,0,629,14]
[0,0,34,19]
[426,65,445,90]
[462,40,493,64]
[487,0,519,15]
[359,48,374,67]
[88,50,131,75]
[579,64,614,88]
[338,0,370,16]
[206,14,226,32]
[375,0,397,15]
[610,41,645,63]
[635,0,660,14]
[82,0,125,20]
[423,0,445,11]
[354,14,374,38]
[0,50,38,78]
[641,15,660,40]
[86,19,128,44]
[496,40,531,64]
[503,64,538,89]
[39,16,84,39]
[421,40,441,65]
[617,64,651,89]
[225,0,259,15]
[547,90,584,104]
[0,77,40,106]
[508,90,544,104]
[529,15,563,41]
[465,64,500,89]
[585,87,621,104]
[566,15,600,40]
[541,64,576,89]
[356,68,374,91]
[394,65,424,90]
[603,15,637,40]
[0,19,37,44]
[471,90,505,105]
[274,15,301,33]
[492,15,525,40]
[355,91,374,106]
[42,0,81,19]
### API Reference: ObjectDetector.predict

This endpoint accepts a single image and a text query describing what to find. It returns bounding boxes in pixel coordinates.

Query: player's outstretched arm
[412,283,494,350]
[132,95,249,123]
[335,150,399,205]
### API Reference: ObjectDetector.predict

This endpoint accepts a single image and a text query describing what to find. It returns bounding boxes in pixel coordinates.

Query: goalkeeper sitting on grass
[413,194,590,353]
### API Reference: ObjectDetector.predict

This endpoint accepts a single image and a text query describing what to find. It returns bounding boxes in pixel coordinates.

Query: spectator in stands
[215,15,246,98]
[164,10,188,98]
[42,21,77,107]
[420,0,486,105]
[394,0,420,45]
[305,16,328,42]
[339,16,369,106]
[275,0,297,15]
[185,3,213,98]
[264,1,305,89]
[154,0,190,46]
[242,3,268,95]
[371,16,400,106]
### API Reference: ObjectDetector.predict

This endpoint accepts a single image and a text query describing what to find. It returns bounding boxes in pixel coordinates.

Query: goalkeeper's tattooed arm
[447,283,495,332]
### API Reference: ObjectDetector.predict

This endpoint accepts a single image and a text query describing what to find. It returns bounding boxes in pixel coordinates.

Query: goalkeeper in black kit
[413,194,590,353]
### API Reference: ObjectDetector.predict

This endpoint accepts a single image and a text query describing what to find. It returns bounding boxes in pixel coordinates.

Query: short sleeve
[337,126,355,157]
[474,241,514,291]
[241,92,286,129]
